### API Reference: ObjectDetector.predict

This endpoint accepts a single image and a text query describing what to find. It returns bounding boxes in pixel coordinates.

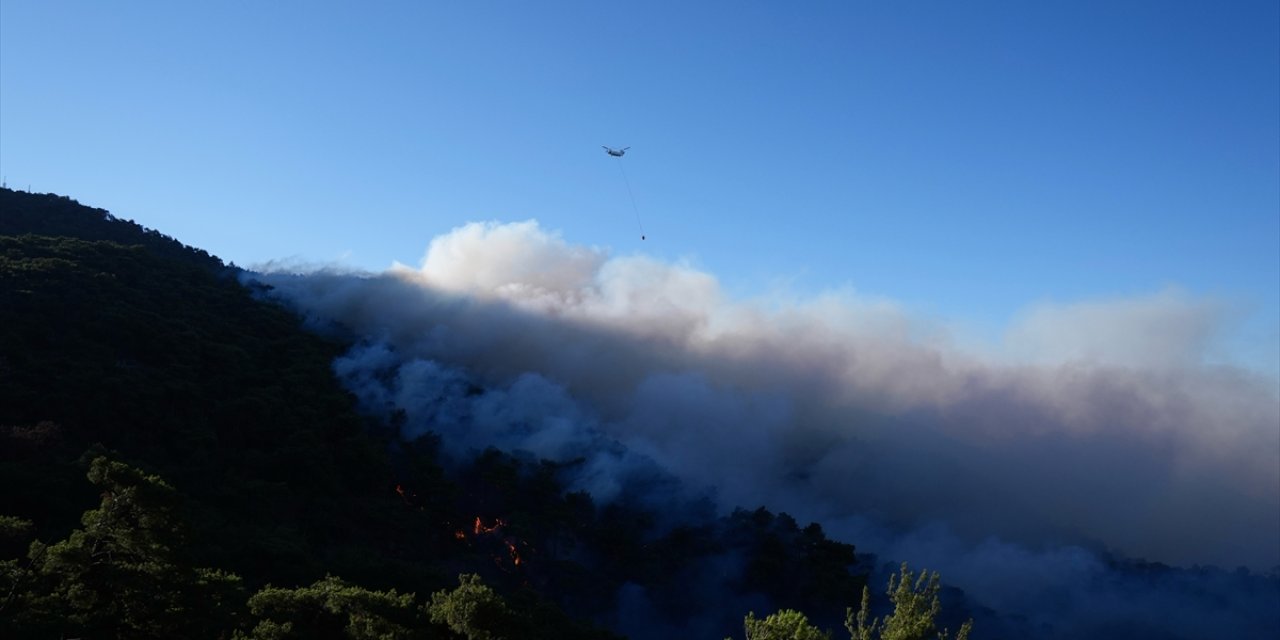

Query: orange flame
[394,484,412,506]
[457,516,528,571]
[463,516,527,570]
[473,516,506,535]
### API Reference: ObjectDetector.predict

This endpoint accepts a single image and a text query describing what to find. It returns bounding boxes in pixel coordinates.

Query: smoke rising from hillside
[256,220,1279,633]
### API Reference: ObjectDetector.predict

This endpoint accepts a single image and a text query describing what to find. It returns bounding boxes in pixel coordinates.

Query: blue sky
[2,1,1277,368]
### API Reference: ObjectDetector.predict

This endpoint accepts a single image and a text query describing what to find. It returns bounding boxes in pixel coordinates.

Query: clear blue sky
[3,1,1277,366]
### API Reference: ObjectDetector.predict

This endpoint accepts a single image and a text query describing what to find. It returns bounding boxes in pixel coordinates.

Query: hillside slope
[0,188,874,639]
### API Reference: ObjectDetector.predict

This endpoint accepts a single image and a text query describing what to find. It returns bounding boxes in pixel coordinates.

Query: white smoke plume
[1003,289,1235,369]
[255,220,1279,631]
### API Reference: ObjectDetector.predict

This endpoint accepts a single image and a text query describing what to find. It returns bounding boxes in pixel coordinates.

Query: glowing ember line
[473,516,506,535]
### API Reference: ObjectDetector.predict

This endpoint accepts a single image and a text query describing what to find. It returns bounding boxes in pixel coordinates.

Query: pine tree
[7,456,243,639]
[846,563,971,640]
[237,575,427,639]
[427,573,517,640]
[739,608,831,640]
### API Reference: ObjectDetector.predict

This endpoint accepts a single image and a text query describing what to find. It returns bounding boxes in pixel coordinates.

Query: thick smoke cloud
[255,220,1279,633]
[1002,289,1232,369]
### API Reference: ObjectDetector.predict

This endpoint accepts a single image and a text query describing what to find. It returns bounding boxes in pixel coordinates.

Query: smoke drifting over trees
[257,219,1280,636]
[4,189,1276,637]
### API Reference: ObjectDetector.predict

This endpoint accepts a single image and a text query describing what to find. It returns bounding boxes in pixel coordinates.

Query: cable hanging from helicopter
[603,146,646,240]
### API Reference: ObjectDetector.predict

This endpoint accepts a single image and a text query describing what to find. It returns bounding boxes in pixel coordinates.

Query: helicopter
[601,145,645,239]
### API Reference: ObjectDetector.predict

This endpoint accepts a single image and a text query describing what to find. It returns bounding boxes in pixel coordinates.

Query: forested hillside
[0,188,926,639]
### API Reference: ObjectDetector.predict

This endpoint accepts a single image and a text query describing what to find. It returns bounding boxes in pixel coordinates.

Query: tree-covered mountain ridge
[0,187,971,639]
